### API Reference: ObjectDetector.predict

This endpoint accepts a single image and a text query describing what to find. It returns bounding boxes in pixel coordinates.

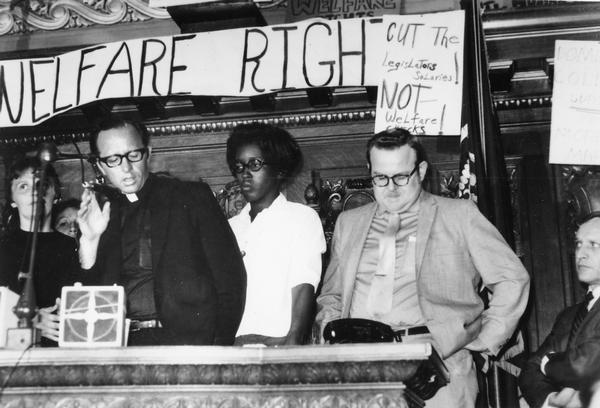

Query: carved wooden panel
[0,344,444,408]
[0,385,414,408]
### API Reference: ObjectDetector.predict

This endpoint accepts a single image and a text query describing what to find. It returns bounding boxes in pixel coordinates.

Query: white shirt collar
[587,285,600,310]
[239,193,287,221]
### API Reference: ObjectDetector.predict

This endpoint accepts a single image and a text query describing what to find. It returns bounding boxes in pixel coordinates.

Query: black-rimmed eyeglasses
[371,164,419,187]
[232,158,270,174]
[97,148,148,168]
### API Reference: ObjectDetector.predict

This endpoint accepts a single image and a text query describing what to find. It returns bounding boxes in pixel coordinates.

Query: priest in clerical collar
[78,117,246,346]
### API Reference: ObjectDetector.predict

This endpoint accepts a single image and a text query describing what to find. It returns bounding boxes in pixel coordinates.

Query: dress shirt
[119,177,158,320]
[229,194,326,337]
[588,285,600,310]
[349,205,425,329]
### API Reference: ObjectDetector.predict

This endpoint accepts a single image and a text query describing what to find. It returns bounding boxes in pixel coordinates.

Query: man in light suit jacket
[519,216,600,408]
[316,128,530,408]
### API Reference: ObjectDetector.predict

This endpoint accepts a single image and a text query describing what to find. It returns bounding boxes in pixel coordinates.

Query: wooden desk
[0,343,448,408]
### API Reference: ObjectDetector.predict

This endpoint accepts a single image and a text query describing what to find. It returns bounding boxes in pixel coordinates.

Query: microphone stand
[7,147,55,349]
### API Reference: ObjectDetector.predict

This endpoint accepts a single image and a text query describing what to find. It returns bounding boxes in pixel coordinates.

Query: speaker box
[59,284,126,348]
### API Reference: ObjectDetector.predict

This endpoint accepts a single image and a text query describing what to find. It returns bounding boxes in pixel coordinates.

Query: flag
[458,0,525,407]
[458,123,479,203]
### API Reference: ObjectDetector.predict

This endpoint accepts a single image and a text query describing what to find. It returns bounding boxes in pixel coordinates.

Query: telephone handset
[323,318,398,344]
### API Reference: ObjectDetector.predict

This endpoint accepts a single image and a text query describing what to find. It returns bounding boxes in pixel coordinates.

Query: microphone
[36,142,92,162]
[37,142,59,163]
[13,143,59,340]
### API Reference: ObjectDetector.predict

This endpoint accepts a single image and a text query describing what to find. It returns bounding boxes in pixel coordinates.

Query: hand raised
[77,189,110,241]
[548,387,582,408]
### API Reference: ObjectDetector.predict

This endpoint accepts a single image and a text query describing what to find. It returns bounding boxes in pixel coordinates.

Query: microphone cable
[71,141,86,185]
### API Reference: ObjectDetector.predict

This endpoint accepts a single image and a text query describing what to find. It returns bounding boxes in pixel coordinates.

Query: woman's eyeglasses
[232,158,270,174]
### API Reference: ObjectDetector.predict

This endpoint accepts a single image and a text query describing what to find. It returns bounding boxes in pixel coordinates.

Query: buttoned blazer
[90,174,247,345]
[519,299,600,408]
[316,191,530,358]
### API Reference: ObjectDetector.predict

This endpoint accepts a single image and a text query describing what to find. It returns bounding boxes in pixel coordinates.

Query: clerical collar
[120,174,153,204]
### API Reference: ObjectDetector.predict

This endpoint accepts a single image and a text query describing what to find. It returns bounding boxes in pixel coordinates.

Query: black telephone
[322,318,448,401]
[323,318,399,344]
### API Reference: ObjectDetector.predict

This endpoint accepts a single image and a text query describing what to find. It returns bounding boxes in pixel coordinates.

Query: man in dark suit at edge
[520,215,600,408]
[77,117,246,346]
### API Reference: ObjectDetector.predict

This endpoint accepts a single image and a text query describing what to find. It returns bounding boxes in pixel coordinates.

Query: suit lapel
[148,177,171,273]
[416,191,437,277]
[341,203,377,317]
[578,297,600,330]
[99,198,123,284]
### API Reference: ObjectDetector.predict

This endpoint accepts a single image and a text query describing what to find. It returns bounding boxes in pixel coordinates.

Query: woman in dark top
[0,157,80,344]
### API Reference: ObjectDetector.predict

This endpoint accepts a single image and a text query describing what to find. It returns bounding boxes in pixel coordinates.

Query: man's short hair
[89,117,150,156]
[366,128,428,168]
[226,123,303,179]
[578,212,600,226]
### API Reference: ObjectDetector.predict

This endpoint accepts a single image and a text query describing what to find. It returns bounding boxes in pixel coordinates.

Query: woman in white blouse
[226,123,326,346]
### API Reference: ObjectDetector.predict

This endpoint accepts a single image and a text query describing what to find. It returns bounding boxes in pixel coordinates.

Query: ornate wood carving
[216,180,246,218]
[558,165,600,248]
[0,344,443,408]
[0,386,413,408]
[1,360,427,387]
[0,0,170,35]
[0,108,376,147]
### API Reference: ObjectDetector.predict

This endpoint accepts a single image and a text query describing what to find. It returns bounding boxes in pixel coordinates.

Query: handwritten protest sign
[0,11,464,131]
[550,40,600,165]
[374,12,464,135]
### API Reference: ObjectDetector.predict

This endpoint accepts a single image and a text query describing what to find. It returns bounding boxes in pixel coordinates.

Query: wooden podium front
[0,343,449,408]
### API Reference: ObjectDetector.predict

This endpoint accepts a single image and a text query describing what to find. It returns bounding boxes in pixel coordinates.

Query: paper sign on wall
[374,12,464,135]
[550,40,600,165]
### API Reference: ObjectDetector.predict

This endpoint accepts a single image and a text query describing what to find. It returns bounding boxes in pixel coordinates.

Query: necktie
[367,212,402,319]
[567,291,594,348]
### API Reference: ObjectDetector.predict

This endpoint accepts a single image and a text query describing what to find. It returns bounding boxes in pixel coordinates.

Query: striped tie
[567,291,594,348]
[366,212,401,319]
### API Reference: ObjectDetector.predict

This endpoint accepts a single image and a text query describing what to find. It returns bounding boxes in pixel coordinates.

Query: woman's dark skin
[234,143,314,345]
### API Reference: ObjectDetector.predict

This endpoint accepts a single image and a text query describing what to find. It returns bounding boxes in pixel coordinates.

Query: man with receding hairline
[78,117,246,346]
[520,215,600,408]
[316,128,529,408]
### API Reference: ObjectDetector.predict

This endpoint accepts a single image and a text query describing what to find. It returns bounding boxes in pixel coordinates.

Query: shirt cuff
[541,392,554,408]
[466,336,492,354]
[541,354,550,375]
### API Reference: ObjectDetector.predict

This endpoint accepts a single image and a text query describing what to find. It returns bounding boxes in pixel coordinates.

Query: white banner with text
[0,11,464,133]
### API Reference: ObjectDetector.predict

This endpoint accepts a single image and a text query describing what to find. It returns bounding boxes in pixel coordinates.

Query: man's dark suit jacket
[519,295,600,408]
[89,174,246,345]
